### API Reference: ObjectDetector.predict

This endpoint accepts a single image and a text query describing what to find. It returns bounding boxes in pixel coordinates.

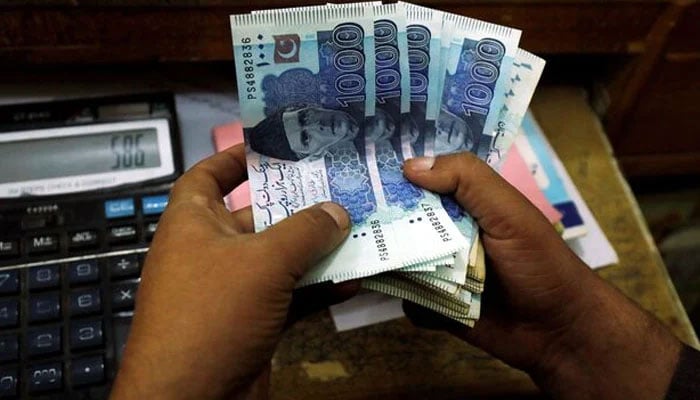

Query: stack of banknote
[230,2,545,326]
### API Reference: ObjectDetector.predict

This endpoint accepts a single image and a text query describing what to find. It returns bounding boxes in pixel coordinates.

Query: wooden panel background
[0,2,662,64]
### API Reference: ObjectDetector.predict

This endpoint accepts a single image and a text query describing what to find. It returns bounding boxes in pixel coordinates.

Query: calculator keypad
[111,282,138,311]
[0,241,19,259]
[0,368,18,397]
[107,225,138,244]
[70,320,103,350]
[27,326,62,357]
[27,361,63,393]
[28,293,61,322]
[0,271,19,295]
[0,335,18,362]
[28,265,61,290]
[68,260,101,285]
[68,230,99,249]
[71,356,105,387]
[0,299,19,328]
[0,189,168,398]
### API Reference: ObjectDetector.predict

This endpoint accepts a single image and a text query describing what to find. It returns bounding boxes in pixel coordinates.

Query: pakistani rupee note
[482,49,545,169]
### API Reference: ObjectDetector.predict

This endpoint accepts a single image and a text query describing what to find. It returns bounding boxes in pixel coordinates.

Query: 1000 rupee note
[436,13,521,159]
[232,8,403,285]
[401,4,480,285]
[427,12,521,286]
[482,49,545,168]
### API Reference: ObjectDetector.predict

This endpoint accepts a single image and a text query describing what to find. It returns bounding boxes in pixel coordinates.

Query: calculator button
[71,356,105,387]
[113,317,132,366]
[0,335,18,362]
[69,288,102,316]
[21,215,47,230]
[0,299,19,328]
[28,264,61,290]
[28,362,63,393]
[105,198,135,219]
[0,270,19,294]
[27,326,61,356]
[109,255,140,279]
[70,320,103,350]
[108,225,138,243]
[112,282,138,311]
[26,234,59,254]
[28,293,61,322]
[145,221,158,238]
[68,260,100,285]
[68,230,99,249]
[0,368,18,397]
[0,240,19,258]
[142,194,169,216]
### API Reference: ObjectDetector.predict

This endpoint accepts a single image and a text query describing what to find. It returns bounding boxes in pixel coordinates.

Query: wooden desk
[269,87,699,400]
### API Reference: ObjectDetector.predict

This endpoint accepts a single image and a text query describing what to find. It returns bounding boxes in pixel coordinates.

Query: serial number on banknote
[239,37,259,100]
[421,203,453,242]
[370,219,390,261]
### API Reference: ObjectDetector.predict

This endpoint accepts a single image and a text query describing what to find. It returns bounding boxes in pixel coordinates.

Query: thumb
[403,152,555,241]
[257,202,351,281]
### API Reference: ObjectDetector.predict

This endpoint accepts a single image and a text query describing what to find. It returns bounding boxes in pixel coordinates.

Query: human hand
[110,144,356,400]
[402,153,681,400]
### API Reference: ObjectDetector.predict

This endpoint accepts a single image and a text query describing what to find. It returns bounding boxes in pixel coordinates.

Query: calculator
[0,93,183,399]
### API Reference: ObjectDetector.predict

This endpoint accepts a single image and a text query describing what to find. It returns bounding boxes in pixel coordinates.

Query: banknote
[401,2,442,157]
[482,49,545,168]
[232,7,406,285]
[399,232,483,292]
[415,229,481,285]
[399,4,480,287]
[435,13,521,159]
[425,12,521,288]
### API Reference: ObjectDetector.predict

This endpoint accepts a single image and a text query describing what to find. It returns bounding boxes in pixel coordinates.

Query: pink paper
[211,121,251,211]
[500,147,562,224]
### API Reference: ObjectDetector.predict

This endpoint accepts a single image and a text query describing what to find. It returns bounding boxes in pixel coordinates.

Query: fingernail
[319,202,350,230]
[408,156,435,171]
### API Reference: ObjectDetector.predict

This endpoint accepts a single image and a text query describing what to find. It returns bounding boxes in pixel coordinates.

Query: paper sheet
[551,150,619,269]
[501,146,562,224]
[329,292,405,332]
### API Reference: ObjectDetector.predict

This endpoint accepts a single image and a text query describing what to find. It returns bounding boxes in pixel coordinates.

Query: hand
[110,144,356,400]
[402,153,682,400]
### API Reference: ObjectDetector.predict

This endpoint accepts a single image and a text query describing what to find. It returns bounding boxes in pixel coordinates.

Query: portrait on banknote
[247,104,360,161]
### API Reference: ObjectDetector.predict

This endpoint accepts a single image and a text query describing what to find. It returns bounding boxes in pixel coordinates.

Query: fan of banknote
[229,2,545,327]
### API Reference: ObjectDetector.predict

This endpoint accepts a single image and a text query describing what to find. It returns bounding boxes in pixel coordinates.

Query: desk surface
[269,86,699,400]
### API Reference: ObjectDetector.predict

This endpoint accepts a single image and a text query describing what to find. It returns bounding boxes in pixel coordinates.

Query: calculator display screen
[0,119,176,198]
[0,129,161,184]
